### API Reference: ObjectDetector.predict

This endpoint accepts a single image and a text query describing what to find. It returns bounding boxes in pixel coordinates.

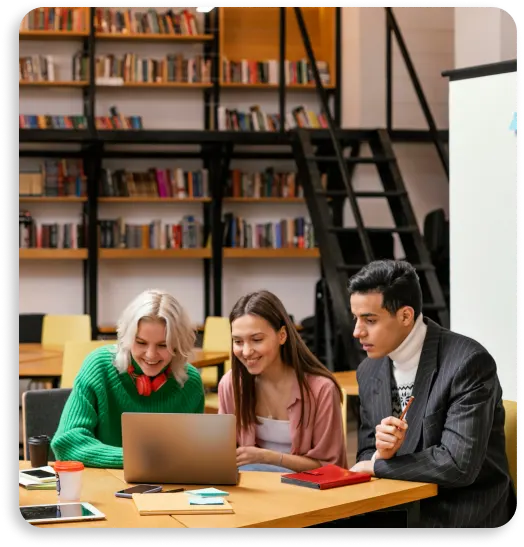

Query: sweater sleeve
[303,381,348,468]
[51,377,123,469]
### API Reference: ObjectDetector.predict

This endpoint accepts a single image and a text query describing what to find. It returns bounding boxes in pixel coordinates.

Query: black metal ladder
[291,7,448,371]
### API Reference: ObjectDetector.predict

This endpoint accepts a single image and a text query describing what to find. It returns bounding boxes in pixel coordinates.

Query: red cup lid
[54,461,84,472]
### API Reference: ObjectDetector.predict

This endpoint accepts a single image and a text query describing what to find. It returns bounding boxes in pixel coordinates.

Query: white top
[388,313,427,416]
[255,416,292,453]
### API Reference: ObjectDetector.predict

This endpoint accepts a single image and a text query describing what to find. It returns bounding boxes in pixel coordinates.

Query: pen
[398,396,415,429]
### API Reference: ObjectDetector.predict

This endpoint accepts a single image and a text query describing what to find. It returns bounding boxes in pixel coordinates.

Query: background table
[19,344,229,380]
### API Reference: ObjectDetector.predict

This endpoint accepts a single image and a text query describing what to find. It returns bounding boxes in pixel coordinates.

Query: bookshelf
[19,7,339,332]
[219,7,336,87]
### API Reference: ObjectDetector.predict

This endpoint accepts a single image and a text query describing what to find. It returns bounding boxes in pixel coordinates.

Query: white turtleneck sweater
[388,313,427,418]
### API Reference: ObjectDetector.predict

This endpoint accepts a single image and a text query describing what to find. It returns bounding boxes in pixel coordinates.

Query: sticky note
[185,487,229,497]
[188,496,225,505]
[509,112,517,132]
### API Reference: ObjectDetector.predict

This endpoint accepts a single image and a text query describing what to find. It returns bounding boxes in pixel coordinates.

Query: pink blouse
[218,370,348,468]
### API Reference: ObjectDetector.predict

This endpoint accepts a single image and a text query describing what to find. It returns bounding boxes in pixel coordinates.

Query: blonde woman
[51,289,204,468]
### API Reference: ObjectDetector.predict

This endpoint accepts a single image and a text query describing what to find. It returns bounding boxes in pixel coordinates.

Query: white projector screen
[448,67,517,401]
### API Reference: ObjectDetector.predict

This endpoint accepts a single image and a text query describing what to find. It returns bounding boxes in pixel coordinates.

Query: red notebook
[281,464,372,490]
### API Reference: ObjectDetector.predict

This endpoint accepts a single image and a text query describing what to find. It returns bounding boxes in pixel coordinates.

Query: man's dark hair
[347,259,423,318]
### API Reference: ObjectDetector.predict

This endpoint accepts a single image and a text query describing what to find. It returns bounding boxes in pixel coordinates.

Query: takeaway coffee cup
[28,435,50,468]
[54,461,84,502]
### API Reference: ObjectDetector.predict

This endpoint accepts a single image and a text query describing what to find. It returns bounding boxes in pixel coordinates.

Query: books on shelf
[99,216,203,249]
[95,8,199,36]
[19,115,87,130]
[95,54,211,85]
[222,58,330,85]
[19,210,86,249]
[19,159,86,197]
[223,214,315,249]
[226,168,309,198]
[218,104,328,132]
[96,106,143,130]
[100,168,209,198]
[21,8,87,33]
[19,52,89,83]
[19,55,56,82]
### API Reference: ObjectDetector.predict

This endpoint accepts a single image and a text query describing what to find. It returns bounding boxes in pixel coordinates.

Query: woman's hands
[236,446,270,466]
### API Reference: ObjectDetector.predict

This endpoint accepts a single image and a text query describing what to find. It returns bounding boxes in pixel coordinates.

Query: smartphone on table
[115,484,162,498]
[19,467,57,483]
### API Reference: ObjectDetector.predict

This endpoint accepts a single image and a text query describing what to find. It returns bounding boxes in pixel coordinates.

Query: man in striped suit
[348,260,515,527]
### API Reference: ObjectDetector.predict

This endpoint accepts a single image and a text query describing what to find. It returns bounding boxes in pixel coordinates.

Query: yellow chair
[201,317,231,386]
[41,314,91,348]
[60,340,115,388]
[202,317,231,413]
[503,399,517,492]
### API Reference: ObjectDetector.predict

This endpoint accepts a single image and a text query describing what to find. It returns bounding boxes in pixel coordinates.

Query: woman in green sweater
[51,289,205,468]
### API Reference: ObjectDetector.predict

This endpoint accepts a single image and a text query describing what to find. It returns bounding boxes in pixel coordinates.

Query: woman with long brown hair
[218,290,347,472]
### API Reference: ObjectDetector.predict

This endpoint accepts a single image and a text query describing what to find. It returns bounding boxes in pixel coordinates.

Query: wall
[448,69,517,401]
[20,7,454,325]
[341,7,452,258]
[455,8,517,69]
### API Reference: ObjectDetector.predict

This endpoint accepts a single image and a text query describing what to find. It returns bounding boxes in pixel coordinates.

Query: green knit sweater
[51,344,205,468]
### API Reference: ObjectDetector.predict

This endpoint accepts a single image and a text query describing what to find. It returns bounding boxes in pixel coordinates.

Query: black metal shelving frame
[19,8,448,339]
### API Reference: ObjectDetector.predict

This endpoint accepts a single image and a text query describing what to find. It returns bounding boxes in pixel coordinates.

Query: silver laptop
[121,413,238,485]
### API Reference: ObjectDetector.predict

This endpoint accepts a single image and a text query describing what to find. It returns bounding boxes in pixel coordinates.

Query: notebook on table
[281,464,372,490]
[132,492,234,515]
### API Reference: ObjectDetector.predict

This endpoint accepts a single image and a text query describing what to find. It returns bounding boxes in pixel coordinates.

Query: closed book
[132,492,234,515]
[281,464,371,490]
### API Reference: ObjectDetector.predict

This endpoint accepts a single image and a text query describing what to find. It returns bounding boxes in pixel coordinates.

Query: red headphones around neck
[127,364,169,396]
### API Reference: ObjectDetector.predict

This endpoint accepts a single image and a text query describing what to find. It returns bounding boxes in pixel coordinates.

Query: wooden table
[334,371,358,396]
[19,462,183,528]
[20,463,437,528]
[19,344,229,380]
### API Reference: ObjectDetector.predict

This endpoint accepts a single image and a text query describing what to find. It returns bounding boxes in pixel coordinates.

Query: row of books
[217,105,328,132]
[99,217,203,249]
[95,109,144,130]
[20,160,86,197]
[100,168,209,199]
[19,211,86,249]
[95,54,211,85]
[222,59,330,85]
[19,52,88,83]
[21,8,86,32]
[223,214,315,249]
[19,56,57,82]
[226,169,305,199]
[95,8,199,36]
[19,115,87,130]
[19,113,144,131]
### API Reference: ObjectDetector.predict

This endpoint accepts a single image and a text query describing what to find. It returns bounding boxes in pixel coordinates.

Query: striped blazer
[356,317,516,527]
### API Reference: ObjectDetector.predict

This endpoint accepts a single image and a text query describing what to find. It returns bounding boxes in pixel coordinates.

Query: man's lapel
[372,356,392,422]
[397,318,440,456]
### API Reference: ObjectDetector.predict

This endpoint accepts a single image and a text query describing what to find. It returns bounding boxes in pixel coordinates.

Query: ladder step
[337,263,435,272]
[315,190,407,198]
[329,226,419,234]
[305,156,395,164]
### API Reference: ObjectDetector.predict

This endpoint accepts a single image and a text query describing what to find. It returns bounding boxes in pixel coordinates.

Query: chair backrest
[41,315,91,348]
[61,340,114,388]
[19,313,45,343]
[503,399,517,492]
[200,317,231,387]
[22,388,72,461]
